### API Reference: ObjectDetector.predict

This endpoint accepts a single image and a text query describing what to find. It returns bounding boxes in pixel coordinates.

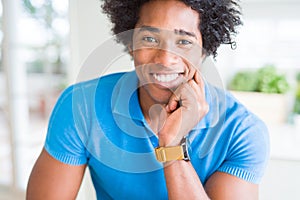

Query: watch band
[155,145,185,162]
[155,137,190,162]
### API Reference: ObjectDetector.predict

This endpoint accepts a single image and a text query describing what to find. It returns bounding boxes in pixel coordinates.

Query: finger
[148,104,169,134]
[188,71,204,98]
[166,90,181,112]
[193,70,206,97]
[194,69,201,84]
[186,79,209,116]
[174,82,200,110]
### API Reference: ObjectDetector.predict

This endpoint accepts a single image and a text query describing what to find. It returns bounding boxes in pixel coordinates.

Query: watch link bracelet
[155,136,190,162]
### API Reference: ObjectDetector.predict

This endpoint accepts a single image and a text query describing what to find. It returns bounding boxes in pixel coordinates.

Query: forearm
[163,160,210,200]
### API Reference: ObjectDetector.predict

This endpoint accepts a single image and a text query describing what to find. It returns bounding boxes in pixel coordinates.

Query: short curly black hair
[102,0,242,58]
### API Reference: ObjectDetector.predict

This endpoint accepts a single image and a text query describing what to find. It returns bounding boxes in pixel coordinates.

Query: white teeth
[153,73,179,82]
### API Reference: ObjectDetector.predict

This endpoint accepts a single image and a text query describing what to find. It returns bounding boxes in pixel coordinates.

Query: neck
[138,87,153,124]
[139,87,167,134]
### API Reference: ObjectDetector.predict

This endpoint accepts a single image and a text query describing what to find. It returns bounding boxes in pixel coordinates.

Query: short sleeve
[217,114,270,184]
[44,85,88,165]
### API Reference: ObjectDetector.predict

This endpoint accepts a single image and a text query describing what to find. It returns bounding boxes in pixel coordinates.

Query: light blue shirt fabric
[45,71,270,200]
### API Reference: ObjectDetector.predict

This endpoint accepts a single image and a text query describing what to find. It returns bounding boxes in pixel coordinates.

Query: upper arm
[203,117,268,199]
[205,171,258,200]
[26,148,86,200]
[217,113,270,184]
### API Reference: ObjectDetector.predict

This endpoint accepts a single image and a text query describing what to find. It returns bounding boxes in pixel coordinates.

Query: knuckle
[197,101,209,114]
[204,103,209,114]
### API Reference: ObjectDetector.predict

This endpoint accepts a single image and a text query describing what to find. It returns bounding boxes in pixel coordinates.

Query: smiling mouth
[150,72,185,89]
[153,73,182,83]
[152,73,180,82]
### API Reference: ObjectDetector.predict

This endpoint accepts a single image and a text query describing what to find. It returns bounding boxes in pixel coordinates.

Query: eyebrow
[175,29,197,39]
[138,26,197,39]
[138,26,160,33]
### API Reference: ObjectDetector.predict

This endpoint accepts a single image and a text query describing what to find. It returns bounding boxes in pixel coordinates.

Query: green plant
[229,71,258,92]
[294,100,300,115]
[229,65,290,94]
[257,65,289,93]
[294,72,300,114]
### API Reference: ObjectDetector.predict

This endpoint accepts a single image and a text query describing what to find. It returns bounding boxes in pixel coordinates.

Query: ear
[201,53,207,62]
[200,49,207,63]
[127,43,133,57]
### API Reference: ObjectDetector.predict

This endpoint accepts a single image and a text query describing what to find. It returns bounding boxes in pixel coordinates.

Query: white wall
[260,159,300,200]
[68,0,133,84]
[215,0,300,85]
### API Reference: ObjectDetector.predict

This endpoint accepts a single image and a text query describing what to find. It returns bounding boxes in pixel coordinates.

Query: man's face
[132,0,204,105]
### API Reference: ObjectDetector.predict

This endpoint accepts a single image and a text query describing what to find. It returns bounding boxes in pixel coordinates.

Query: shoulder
[211,85,265,126]
[50,72,128,120]
[206,84,269,144]
[224,89,267,130]
[59,72,127,99]
[75,72,126,91]
[208,87,270,183]
[221,88,270,164]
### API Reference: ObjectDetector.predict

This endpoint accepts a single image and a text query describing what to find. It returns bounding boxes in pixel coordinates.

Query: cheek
[182,52,203,79]
[181,56,198,79]
[183,48,203,67]
[133,49,153,67]
[134,62,149,84]
[135,70,143,82]
[133,53,146,82]
[186,64,197,80]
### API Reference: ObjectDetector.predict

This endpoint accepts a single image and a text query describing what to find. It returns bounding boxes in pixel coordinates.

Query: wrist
[158,133,181,147]
[159,139,180,147]
[155,136,190,162]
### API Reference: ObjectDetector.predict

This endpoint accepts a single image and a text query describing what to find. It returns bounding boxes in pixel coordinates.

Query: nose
[153,48,180,67]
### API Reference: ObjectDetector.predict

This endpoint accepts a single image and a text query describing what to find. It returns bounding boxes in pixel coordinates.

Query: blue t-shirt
[45,71,269,200]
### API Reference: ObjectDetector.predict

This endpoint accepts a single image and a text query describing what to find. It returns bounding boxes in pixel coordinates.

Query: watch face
[181,137,190,161]
[182,143,190,161]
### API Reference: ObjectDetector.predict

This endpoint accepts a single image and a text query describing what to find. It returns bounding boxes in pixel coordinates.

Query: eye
[177,39,192,45]
[143,36,158,43]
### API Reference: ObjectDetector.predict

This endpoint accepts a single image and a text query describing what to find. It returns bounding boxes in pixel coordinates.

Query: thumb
[166,93,180,113]
[148,104,167,133]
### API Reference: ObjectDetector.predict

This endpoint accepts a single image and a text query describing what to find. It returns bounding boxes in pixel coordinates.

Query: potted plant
[229,65,290,125]
[293,73,300,126]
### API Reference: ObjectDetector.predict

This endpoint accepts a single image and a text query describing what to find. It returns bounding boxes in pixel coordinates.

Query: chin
[149,86,173,104]
[139,80,175,105]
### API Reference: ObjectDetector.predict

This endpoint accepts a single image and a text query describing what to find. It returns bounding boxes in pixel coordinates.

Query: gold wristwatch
[155,136,190,162]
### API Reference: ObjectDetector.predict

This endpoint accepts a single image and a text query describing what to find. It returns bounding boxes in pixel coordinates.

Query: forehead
[136,0,201,38]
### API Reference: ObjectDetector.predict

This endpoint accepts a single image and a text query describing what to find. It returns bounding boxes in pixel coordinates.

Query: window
[0,0,69,191]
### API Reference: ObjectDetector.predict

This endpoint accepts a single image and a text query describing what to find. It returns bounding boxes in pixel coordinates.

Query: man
[26,0,269,199]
